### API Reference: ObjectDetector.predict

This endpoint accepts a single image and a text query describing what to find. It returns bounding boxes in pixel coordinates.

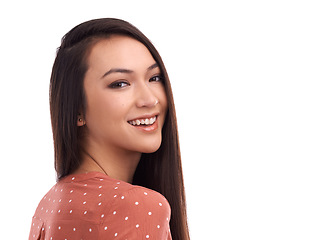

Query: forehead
[86,35,155,71]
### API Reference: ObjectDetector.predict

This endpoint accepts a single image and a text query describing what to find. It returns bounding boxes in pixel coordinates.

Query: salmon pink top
[29,172,172,239]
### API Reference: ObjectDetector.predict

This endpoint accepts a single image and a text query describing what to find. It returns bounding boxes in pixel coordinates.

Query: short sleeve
[98,187,171,239]
[29,217,44,240]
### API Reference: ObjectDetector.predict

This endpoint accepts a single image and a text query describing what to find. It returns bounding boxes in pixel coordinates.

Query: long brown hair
[49,18,189,240]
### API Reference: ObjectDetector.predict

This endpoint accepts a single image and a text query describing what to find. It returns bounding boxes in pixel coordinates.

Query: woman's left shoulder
[111,184,171,216]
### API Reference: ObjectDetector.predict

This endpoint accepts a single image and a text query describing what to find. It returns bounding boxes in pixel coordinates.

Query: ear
[77,114,86,127]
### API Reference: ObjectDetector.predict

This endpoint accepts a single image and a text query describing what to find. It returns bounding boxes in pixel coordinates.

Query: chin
[141,144,162,154]
[136,138,162,154]
[142,147,160,154]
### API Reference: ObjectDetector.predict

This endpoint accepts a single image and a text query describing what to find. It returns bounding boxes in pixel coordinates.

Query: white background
[0,0,320,239]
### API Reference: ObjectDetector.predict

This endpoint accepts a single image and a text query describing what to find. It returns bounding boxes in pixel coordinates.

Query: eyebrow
[101,63,159,79]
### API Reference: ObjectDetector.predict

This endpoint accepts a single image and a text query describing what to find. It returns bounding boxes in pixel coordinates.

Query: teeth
[149,117,156,125]
[129,116,157,126]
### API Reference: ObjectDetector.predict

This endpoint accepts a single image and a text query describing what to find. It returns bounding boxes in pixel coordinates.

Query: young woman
[29,18,189,240]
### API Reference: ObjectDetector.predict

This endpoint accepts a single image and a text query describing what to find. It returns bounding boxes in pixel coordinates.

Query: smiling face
[80,35,168,155]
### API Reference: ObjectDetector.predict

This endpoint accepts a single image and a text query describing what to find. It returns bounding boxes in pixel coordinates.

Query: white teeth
[129,116,157,126]
[150,117,156,124]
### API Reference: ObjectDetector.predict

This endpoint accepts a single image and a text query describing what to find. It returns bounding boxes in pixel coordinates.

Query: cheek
[86,91,128,127]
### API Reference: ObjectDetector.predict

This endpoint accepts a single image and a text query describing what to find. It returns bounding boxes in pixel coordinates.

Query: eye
[108,80,130,89]
[149,75,163,83]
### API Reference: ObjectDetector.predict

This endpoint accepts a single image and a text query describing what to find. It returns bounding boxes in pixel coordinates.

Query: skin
[74,35,168,183]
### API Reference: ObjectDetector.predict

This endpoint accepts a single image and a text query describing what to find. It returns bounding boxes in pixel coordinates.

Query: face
[80,35,168,154]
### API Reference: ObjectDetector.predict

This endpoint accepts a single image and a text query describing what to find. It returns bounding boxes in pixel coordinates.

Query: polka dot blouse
[29,172,172,239]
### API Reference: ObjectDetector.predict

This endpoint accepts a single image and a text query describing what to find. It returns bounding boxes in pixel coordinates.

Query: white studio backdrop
[0,0,320,239]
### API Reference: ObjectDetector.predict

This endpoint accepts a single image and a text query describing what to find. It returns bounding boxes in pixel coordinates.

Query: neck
[75,139,141,183]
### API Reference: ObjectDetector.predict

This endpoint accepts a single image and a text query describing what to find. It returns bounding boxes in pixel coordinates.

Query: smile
[128,116,157,126]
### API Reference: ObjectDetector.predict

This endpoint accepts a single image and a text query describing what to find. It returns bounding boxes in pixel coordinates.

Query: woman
[29,18,189,240]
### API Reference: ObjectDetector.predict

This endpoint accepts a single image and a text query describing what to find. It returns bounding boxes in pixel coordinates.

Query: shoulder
[30,172,128,238]
[30,172,171,239]
[31,172,170,222]
[98,185,171,239]
[32,172,130,220]
[114,185,170,213]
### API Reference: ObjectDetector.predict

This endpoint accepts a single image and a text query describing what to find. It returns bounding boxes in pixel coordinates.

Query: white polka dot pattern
[28,172,172,239]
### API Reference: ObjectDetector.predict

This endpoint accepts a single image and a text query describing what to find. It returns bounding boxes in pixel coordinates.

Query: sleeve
[98,187,172,239]
[29,217,44,240]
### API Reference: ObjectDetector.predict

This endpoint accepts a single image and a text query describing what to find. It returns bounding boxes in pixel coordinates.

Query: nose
[135,83,159,108]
